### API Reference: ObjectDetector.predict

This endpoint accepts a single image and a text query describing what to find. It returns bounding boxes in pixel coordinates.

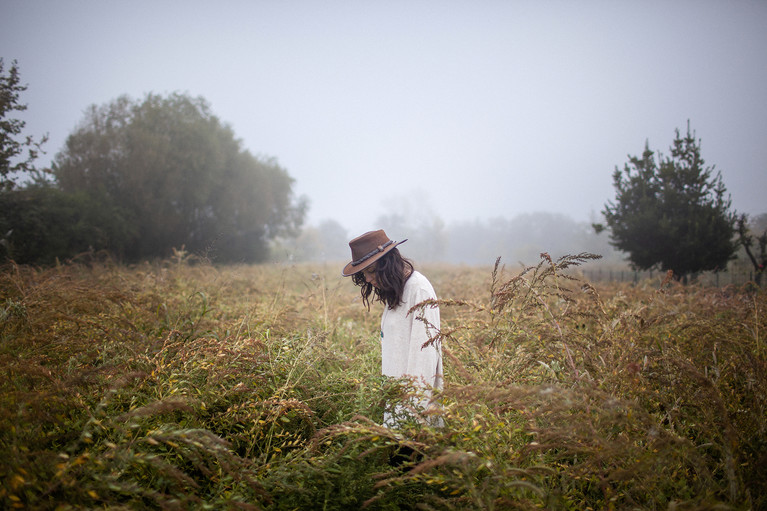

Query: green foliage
[0,186,134,264]
[53,92,306,263]
[0,257,764,509]
[601,123,738,281]
[0,59,48,191]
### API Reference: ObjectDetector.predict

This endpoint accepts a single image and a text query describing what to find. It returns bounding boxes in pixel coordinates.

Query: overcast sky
[3,0,766,236]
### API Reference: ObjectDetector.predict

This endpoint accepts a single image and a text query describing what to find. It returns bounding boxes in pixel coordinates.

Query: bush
[0,186,134,264]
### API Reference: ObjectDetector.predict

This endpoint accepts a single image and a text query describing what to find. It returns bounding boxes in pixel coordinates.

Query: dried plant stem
[519,268,580,381]
[754,294,761,357]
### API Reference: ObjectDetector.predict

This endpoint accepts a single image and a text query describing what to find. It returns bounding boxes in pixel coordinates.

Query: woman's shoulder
[404,271,436,297]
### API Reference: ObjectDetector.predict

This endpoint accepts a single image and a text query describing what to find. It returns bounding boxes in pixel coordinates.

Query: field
[1,253,765,510]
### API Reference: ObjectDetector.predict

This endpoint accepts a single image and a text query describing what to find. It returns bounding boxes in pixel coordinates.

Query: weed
[0,255,764,509]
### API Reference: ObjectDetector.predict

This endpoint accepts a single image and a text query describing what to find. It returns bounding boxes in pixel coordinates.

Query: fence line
[581,269,763,288]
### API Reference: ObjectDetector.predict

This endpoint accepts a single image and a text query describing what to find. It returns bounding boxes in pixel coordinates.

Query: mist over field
[276,211,621,267]
[2,1,766,283]
[3,0,766,237]
[277,209,767,286]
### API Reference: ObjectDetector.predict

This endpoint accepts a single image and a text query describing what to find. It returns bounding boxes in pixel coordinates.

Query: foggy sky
[2,0,766,237]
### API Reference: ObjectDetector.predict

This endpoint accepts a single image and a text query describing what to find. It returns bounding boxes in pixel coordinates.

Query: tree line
[284,125,766,285]
[1,59,765,283]
[1,60,306,264]
[277,212,618,267]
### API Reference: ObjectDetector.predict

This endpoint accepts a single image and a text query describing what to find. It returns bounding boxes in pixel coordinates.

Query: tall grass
[1,254,765,509]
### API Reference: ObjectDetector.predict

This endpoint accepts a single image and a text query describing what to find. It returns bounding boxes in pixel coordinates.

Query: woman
[342,229,442,428]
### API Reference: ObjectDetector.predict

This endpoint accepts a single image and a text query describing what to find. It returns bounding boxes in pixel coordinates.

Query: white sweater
[380,271,442,425]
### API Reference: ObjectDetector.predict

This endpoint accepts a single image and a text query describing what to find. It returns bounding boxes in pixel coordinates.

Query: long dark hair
[351,248,414,310]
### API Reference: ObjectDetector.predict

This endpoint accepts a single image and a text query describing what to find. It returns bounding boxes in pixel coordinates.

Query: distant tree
[598,123,738,282]
[314,219,350,261]
[0,59,48,191]
[271,219,349,262]
[375,192,447,262]
[736,213,767,286]
[444,213,621,266]
[53,93,306,262]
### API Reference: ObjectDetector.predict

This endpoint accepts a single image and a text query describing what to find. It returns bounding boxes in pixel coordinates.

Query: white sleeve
[404,286,441,388]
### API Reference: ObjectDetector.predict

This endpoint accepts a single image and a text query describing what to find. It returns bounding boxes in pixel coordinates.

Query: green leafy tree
[0,186,134,264]
[0,58,48,191]
[598,123,738,282]
[54,93,306,262]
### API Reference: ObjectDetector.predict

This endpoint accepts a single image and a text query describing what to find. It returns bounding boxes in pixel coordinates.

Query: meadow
[1,252,765,510]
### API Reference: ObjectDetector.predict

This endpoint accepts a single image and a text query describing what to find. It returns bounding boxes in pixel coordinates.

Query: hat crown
[342,229,406,277]
[349,230,391,262]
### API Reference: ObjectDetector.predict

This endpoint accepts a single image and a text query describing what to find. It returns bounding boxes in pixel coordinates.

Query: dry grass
[1,254,765,510]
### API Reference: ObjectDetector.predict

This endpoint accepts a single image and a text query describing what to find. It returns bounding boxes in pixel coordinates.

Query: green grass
[1,254,765,510]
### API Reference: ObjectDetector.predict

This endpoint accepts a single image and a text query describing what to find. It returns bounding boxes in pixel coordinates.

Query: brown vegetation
[1,254,765,509]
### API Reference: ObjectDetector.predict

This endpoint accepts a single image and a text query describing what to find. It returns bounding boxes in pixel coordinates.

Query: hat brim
[341,239,407,277]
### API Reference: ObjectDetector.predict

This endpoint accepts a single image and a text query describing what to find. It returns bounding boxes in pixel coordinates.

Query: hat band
[351,240,394,266]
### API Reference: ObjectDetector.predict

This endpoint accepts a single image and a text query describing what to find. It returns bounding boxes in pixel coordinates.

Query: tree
[374,192,448,263]
[0,59,48,191]
[53,93,306,262]
[598,123,737,282]
[0,186,134,265]
[272,219,349,262]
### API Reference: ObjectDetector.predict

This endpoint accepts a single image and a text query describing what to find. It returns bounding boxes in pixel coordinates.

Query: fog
[274,209,624,268]
[3,0,766,254]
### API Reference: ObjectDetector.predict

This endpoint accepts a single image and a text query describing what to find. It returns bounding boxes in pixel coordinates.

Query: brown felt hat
[341,229,407,277]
